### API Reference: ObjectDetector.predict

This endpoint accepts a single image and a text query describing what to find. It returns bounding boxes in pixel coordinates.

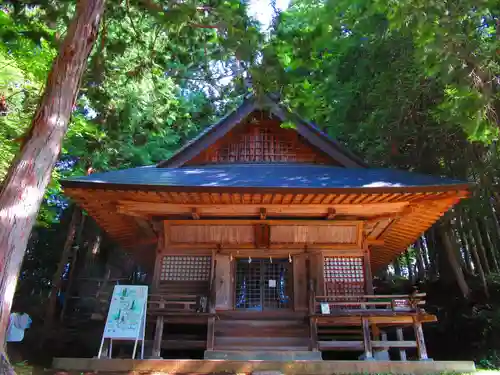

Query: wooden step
[215,319,306,327]
[204,350,322,360]
[211,345,311,352]
[143,339,206,349]
[216,311,307,321]
[215,327,308,337]
[214,336,310,349]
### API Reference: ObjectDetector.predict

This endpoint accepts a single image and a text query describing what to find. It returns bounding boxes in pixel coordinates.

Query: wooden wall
[151,221,369,310]
[164,220,363,250]
[186,112,338,165]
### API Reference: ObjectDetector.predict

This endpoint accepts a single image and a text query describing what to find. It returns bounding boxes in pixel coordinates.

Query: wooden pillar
[396,328,407,361]
[413,319,429,360]
[309,316,319,351]
[151,222,165,358]
[206,316,215,351]
[152,315,164,358]
[151,221,165,290]
[364,243,374,294]
[362,318,373,359]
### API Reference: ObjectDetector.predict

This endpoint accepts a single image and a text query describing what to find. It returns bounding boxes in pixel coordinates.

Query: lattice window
[324,256,365,296]
[160,256,211,281]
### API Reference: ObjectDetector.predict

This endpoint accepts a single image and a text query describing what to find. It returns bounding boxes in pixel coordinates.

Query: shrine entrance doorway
[234,258,293,311]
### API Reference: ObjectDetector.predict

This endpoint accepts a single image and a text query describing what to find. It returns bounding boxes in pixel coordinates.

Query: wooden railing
[314,293,426,313]
[148,294,203,314]
[148,293,210,358]
[310,293,431,360]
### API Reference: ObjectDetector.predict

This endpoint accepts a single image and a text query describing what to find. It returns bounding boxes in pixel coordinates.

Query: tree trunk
[0,0,104,358]
[463,215,489,296]
[468,228,490,298]
[426,228,439,280]
[420,235,430,270]
[457,214,474,275]
[481,218,500,272]
[472,217,491,274]
[489,200,500,242]
[414,238,426,281]
[44,207,81,335]
[59,213,87,322]
[393,258,401,277]
[405,250,413,282]
[439,223,470,298]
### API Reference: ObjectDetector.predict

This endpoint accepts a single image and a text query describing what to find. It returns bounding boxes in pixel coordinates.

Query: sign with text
[103,285,148,340]
[320,302,331,315]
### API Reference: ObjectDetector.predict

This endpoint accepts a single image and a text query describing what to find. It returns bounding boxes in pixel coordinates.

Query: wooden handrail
[149,294,200,299]
[315,293,426,300]
[315,301,425,307]
[314,293,425,312]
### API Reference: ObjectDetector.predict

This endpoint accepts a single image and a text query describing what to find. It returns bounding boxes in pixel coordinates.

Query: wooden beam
[372,340,417,348]
[166,219,363,226]
[133,217,156,238]
[116,201,410,218]
[366,238,385,246]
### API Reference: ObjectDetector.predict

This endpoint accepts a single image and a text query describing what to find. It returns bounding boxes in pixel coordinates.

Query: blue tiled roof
[63,164,468,191]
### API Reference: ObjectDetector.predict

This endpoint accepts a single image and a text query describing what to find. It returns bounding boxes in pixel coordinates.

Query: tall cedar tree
[0,0,104,366]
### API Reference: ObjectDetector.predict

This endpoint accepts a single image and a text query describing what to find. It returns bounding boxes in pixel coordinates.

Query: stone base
[203,350,323,361]
[50,357,477,375]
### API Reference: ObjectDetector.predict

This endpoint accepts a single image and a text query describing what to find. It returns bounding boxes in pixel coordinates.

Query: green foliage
[0,1,263,226]
[258,0,499,181]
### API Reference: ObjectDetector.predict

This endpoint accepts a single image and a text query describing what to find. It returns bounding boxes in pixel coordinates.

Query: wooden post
[364,245,374,294]
[362,317,373,360]
[206,316,215,351]
[209,250,217,313]
[152,313,164,358]
[309,316,319,351]
[413,319,429,360]
[371,324,380,340]
[396,328,407,361]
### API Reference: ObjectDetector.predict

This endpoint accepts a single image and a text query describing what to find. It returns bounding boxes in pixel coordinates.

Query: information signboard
[97,285,148,359]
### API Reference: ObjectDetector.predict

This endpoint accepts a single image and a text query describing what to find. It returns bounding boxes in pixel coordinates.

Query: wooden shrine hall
[62,94,471,363]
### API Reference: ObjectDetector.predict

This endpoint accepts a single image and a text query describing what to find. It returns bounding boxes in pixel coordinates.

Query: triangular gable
[157,95,367,168]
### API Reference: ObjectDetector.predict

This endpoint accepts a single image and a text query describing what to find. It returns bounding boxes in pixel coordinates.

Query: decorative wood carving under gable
[186,112,338,165]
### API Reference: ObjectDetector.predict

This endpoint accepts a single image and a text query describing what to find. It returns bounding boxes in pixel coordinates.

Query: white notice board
[98,285,148,359]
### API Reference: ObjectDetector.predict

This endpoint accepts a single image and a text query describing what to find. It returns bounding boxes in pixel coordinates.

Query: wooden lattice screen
[188,122,334,165]
[324,256,365,296]
[214,128,298,163]
[160,256,211,281]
